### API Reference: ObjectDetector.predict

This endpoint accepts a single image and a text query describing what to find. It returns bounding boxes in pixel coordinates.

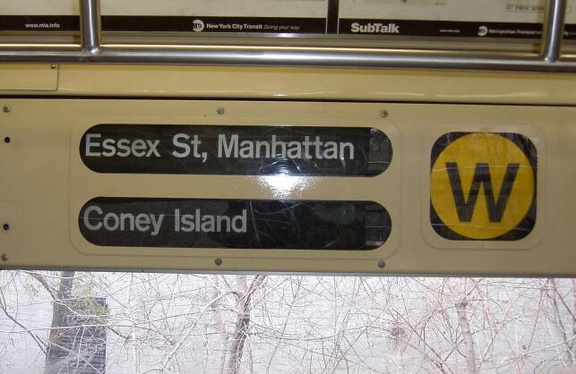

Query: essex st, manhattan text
[84,133,355,161]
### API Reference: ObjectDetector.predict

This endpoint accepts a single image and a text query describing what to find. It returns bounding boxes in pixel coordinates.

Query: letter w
[445,162,520,222]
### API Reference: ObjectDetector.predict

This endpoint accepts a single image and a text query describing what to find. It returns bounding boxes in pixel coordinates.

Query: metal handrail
[0,0,574,72]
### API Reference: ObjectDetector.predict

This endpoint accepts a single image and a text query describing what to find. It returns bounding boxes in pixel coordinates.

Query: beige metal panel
[0,64,58,91]
[0,98,573,275]
[48,65,576,105]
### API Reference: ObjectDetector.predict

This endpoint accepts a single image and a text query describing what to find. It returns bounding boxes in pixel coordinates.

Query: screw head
[2,106,11,113]
[3,224,9,231]
[1,254,8,262]
[380,110,388,118]
[377,260,386,269]
[215,258,223,266]
[4,137,10,144]
[216,107,225,115]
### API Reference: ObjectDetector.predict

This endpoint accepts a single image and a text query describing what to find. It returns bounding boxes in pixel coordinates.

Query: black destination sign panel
[79,198,391,250]
[80,125,392,176]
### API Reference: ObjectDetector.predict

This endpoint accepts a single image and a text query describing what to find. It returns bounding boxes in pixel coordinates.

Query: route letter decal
[430,132,537,241]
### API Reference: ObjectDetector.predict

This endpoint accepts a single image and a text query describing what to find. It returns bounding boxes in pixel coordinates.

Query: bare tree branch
[24,271,57,300]
[158,289,239,372]
[0,288,47,354]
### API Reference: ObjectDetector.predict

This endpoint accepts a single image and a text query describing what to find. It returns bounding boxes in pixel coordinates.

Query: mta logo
[430,132,536,241]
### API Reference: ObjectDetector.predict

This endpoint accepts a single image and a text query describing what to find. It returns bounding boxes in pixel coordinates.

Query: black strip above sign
[326,0,340,34]
[104,18,574,39]
[338,19,545,39]
[0,16,79,32]
[102,16,326,34]
[565,25,576,39]
[79,198,391,249]
[2,14,574,40]
[0,15,325,34]
[80,125,392,176]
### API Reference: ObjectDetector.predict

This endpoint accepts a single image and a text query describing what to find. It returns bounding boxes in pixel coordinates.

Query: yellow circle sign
[430,132,536,240]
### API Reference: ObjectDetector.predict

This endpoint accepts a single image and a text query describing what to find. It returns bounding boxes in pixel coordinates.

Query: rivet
[380,110,388,118]
[4,137,10,144]
[215,258,223,266]
[2,106,11,113]
[1,254,8,262]
[3,224,9,231]
[51,64,57,69]
[216,107,225,115]
[377,260,386,269]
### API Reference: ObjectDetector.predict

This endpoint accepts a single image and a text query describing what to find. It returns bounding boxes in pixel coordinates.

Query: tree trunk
[44,270,75,374]
[456,301,477,374]
[226,275,264,374]
[227,276,249,374]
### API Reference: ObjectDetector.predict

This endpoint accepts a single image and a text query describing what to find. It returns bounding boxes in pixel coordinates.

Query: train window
[1,271,575,373]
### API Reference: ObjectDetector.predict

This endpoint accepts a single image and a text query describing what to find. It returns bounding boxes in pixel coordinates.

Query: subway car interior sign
[0,100,573,275]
